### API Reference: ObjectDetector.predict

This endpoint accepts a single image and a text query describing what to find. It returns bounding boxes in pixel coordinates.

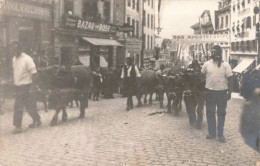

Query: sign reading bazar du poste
[172,34,229,44]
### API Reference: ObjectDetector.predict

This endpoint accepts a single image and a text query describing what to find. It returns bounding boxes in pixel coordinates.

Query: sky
[159,0,219,38]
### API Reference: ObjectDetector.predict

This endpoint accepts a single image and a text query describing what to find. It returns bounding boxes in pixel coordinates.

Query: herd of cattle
[0,63,258,151]
[33,64,206,128]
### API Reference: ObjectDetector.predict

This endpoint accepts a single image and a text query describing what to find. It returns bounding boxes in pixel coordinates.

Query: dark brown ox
[183,68,205,129]
[240,87,260,152]
[136,70,159,105]
[100,67,121,99]
[35,65,92,126]
[158,69,184,114]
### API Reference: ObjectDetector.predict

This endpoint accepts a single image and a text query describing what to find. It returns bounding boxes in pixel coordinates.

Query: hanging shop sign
[63,15,117,34]
[0,0,50,21]
[172,34,229,44]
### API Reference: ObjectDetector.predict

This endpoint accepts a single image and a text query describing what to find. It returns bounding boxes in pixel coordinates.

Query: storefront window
[82,0,99,22]
[64,0,74,14]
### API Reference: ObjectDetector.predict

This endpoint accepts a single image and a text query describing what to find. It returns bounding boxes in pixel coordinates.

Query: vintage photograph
[0,0,260,165]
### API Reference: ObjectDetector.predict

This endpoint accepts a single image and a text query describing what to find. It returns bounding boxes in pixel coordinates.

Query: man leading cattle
[12,42,41,134]
[121,57,141,111]
[201,45,233,143]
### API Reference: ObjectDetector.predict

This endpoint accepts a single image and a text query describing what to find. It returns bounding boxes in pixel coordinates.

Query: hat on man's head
[212,45,222,57]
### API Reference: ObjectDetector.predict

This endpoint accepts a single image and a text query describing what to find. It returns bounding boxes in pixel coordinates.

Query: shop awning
[232,59,255,73]
[255,64,260,70]
[82,37,123,46]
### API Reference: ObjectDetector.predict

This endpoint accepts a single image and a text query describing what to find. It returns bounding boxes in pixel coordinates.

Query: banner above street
[172,34,229,44]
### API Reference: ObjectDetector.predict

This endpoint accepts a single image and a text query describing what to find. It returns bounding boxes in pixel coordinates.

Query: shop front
[55,15,122,69]
[0,0,52,80]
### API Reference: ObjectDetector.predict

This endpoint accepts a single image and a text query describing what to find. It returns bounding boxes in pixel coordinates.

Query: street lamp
[156,27,162,35]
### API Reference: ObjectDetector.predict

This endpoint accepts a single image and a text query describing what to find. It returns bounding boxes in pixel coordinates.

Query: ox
[136,70,159,105]
[36,65,92,126]
[241,88,260,152]
[183,68,206,129]
[100,67,121,99]
[158,69,184,114]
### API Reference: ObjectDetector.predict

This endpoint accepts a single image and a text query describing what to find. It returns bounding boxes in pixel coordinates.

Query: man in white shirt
[12,42,41,133]
[121,57,141,111]
[201,45,233,143]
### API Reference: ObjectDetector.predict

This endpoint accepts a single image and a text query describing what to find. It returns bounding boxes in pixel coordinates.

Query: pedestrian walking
[201,45,233,143]
[12,42,41,134]
[121,57,141,111]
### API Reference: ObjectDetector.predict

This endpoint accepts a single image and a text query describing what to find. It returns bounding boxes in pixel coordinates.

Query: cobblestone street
[0,94,259,166]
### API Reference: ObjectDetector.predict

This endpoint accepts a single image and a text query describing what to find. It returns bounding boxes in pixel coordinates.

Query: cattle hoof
[50,121,57,126]
[174,112,179,116]
[62,117,68,122]
[196,123,201,129]
[137,103,142,107]
[79,115,84,119]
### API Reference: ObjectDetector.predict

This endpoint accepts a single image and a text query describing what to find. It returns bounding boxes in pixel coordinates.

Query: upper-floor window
[147,14,150,28]
[221,17,224,29]
[64,0,74,15]
[151,36,153,49]
[136,21,139,37]
[132,0,135,9]
[143,34,146,49]
[127,17,131,37]
[152,0,153,8]
[128,0,131,7]
[148,0,150,6]
[225,15,228,28]
[132,19,135,36]
[82,0,110,23]
[137,0,139,11]
[218,2,222,9]
[82,1,98,21]
[104,1,111,23]
[147,35,150,49]
[143,10,146,26]
[247,16,251,28]
[151,15,153,29]
[248,0,250,3]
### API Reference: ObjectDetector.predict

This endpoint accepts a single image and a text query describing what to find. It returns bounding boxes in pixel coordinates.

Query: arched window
[247,16,251,29]
[237,24,240,32]
[241,22,245,31]
[241,0,245,7]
